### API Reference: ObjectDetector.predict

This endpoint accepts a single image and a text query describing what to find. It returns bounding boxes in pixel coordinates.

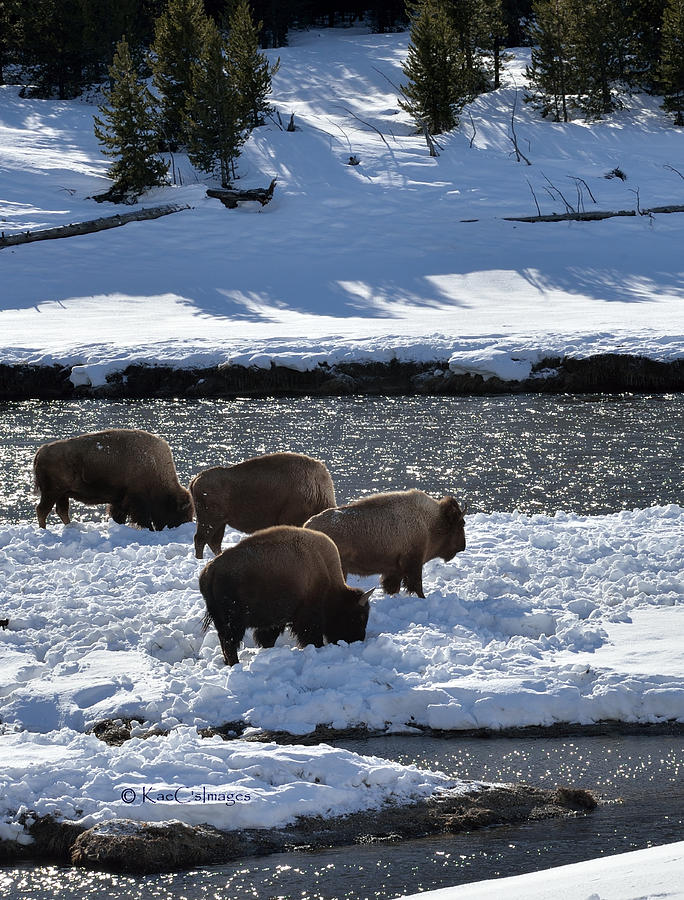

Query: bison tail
[201,610,214,633]
[32,453,47,496]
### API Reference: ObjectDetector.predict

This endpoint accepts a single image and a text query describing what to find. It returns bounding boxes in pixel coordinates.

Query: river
[1,393,682,523]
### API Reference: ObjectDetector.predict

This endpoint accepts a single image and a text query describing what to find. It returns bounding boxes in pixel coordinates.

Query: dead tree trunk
[206,179,277,209]
[0,204,191,249]
[503,204,684,223]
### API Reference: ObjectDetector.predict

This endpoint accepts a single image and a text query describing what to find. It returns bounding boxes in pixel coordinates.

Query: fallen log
[0,204,191,249]
[206,178,277,209]
[503,204,684,223]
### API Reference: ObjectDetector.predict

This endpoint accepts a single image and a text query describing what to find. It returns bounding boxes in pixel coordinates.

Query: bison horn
[359,588,375,606]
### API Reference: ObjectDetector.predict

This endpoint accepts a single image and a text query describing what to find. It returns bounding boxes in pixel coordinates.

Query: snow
[395,840,684,900]
[1,506,681,743]
[1,503,681,843]
[0,727,461,838]
[1,30,683,385]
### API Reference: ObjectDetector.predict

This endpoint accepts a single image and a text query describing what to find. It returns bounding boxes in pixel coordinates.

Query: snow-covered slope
[1,29,682,384]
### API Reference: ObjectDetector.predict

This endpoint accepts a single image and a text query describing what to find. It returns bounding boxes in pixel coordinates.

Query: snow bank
[1,507,681,740]
[1,30,683,381]
[0,726,461,839]
[395,840,684,900]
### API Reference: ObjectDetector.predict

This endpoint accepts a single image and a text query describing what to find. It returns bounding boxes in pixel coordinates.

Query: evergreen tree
[185,20,246,185]
[368,0,408,33]
[225,0,279,130]
[94,36,168,201]
[623,0,666,89]
[501,0,534,46]
[477,0,507,88]
[400,0,468,134]
[20,0,90,98]
[151,0,211,147]
[661,0,684,125]
[564,0,622,117]
[250,0,293,47]
[526,0,570,121]
[0,0,21,83]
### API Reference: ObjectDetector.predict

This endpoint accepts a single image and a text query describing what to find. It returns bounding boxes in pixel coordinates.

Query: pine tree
[151,0,211,148]
[661,0,684,125]
[446,1,487,91]
[185,20,246,185]
[622,0,666,89]
[20,0,91,98]
[400,0,468,134]
[225,0,280,130]
[94,36,168,201]
[476,0,507,89]
[526,0,571,121]
[565,0,622,117]
[0,0,21,84]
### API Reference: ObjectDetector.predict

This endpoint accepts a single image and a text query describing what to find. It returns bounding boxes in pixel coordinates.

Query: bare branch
[526,179,541,216]
[573,176,597,204]
[371,64,442,156]
[664,164,684,181]
[508,89,532,165]
[335,104,391,150]
[541,172,574,213]
[468,113,477,149]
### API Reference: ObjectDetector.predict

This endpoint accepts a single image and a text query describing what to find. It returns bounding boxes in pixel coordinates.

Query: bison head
[150,488,194,530]
[325,588,373,645]
[438,496,466,560]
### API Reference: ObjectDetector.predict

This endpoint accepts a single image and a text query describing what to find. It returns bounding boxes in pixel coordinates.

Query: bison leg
[193,529,207,559]
[291,613,325,649]
[109,502,127,525]
[212,615,244,666]
[36,496,56,528]
[381,572,402,595]
[55,496,71,525]
[253,625,285,648]
[207,524,226,557]
[401,559,425,599]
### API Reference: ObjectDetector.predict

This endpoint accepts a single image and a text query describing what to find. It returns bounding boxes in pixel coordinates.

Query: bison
[199,525,373,666]
[33,428,193,531]
[304,488,466,599]
[189,451,336,559]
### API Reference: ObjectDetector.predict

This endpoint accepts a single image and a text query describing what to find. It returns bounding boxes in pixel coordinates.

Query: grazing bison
[33,428,193,531]
[305,488,466,599]
[199,525,373,666]
[189,451,336,559]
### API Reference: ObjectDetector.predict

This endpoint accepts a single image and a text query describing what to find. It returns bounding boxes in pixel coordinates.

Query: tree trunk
[0,204,190,249]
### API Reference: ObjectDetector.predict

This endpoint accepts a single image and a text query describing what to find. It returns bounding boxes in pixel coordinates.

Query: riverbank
[1,353,683,401]
[0,783,596,874]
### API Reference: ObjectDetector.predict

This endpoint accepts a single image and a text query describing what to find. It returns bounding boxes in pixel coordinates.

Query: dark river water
[1,735,682,899]
[1,393,682,897]
[1,393,682,524]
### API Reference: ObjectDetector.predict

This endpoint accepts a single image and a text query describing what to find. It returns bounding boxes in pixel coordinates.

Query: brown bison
[199,525,373,666]
[304,488,466,599]
[189,451,336,559]
[33,428,193,531]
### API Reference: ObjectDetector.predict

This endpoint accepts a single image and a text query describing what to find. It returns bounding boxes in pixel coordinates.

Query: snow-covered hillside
[1,28,682,385]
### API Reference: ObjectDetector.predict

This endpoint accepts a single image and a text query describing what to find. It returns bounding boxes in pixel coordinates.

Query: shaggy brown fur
[189,452,336,559]
[305,488,466,598]
[199,526,372,666]
[33,429,193,531]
